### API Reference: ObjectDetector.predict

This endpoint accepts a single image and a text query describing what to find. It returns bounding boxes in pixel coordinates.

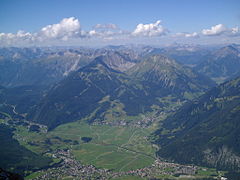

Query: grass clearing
[196,167,218,176]
[25,171,45,180]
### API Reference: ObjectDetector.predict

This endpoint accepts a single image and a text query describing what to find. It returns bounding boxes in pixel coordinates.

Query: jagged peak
[214,45,240,58]
[146,54,178,65]
[128,54,180,76]
[77,55,123,74]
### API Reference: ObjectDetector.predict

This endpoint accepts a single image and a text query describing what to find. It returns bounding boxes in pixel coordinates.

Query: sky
[0,0,240,47]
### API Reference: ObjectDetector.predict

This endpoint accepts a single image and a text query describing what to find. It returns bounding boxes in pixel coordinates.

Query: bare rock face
[99,51,136,72]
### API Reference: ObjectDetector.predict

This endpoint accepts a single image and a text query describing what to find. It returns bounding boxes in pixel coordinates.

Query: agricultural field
[50,122,156,171]
[9,119,156,172]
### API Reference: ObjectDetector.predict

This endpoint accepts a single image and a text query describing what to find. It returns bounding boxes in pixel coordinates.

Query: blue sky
[0,0,240,46]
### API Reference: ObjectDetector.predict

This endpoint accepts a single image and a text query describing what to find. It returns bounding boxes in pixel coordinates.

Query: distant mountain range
[1,44,240,87]
[144,44,240,83]
[29,54,214,129]
[195,45,240,83]
[148,44,212,66]
[0,47,97,87]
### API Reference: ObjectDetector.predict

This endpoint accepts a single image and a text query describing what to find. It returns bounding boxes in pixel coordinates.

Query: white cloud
[89,23,124,39]
[202,24,227,36]
[132,20,167,37]
[88,28,128,40]
[1,18,239,47]
[185,32,198,38]
[230,27,240,36]
[175,32,199,38]
[94,23,118,29]
[88,30,98,36]
[202,24,240,37]
[0,30,34,46]
[39,17,81,40]
[0,30,33,40]
[0,17,84,46]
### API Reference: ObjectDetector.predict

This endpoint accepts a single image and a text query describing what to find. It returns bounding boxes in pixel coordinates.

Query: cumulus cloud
[202,24,227,36]
[94,23,118,29]
[185,32,198,38]
[175,32,199,38]
[0,30,35,46]
[132,20,167,37]
[88,30,115,37]
[88,23,129,40]
[0,30,33,40]
[1,17,239,46]
[230,27,240,36]
[202,24,240,37]
[39,17,82,40]
[0,17,85,46]
[87,29,128,41]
